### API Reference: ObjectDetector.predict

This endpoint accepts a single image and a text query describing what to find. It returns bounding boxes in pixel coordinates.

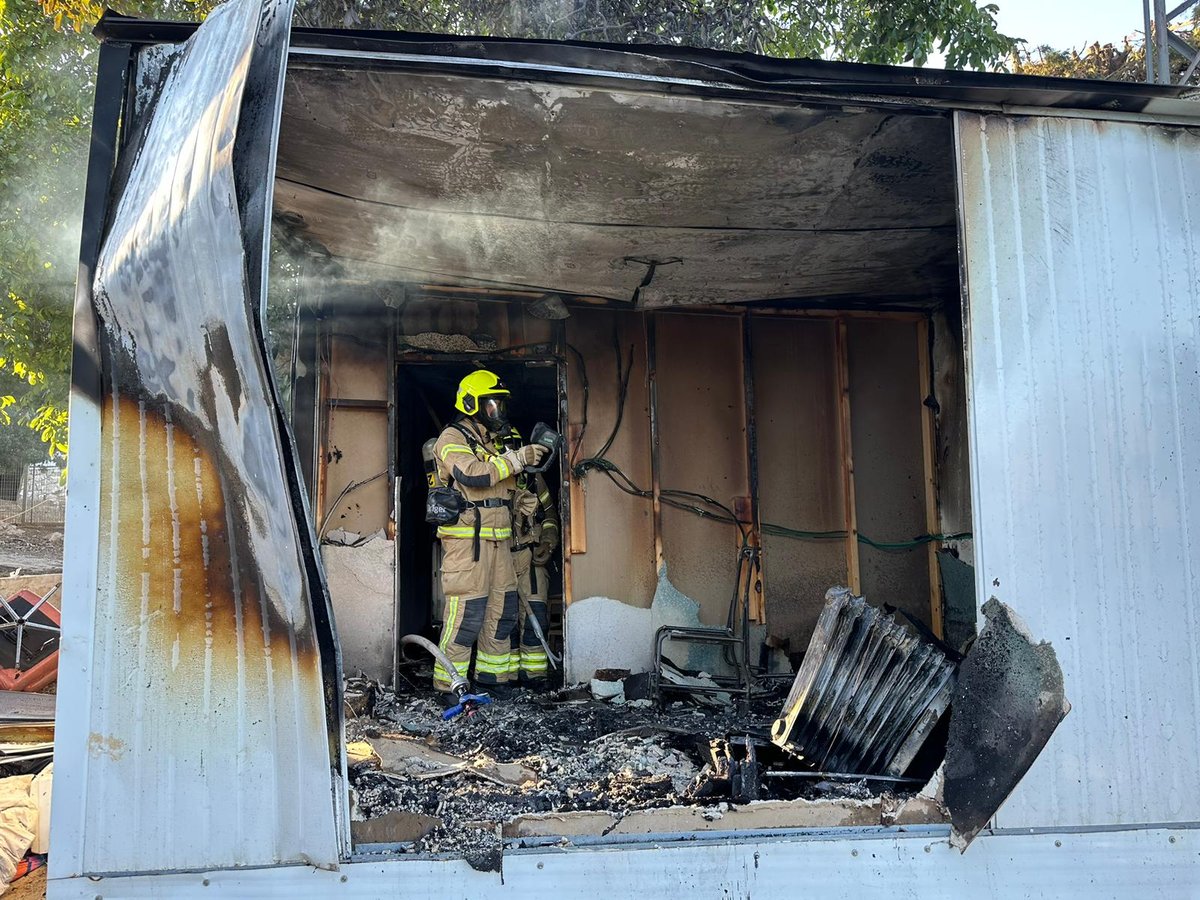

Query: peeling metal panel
[63,0,341,875]
[946,598,1070,849]
[771,588,957,775]
[957,112,1200,829]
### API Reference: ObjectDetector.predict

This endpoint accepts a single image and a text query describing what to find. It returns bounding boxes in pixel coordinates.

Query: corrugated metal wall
[957,112,1200,829]
[57,0,342,876]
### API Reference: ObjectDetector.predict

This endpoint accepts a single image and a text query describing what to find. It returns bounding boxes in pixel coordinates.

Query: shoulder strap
[449,420,485,453]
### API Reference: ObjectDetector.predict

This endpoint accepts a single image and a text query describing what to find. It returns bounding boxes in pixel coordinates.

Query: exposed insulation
[655,313,747,626]
[752,317,847,646]
[322,539,396,684]
[846,318,931,625]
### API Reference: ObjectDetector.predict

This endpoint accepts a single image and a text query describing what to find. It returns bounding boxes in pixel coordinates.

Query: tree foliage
[1011,41,1144,81]
[289,0,1018,68]
[1009,6,1199,82]
[0,0,93,456]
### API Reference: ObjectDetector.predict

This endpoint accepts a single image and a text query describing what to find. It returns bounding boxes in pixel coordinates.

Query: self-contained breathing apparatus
[424,419,562,560]
[422,422,508,561]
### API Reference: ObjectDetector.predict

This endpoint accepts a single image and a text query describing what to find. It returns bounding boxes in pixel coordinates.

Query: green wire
[761,522,972,551]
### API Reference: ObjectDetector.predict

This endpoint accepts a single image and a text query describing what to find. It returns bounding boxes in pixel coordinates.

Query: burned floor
[345,679,927,871]
[341,590,1068,871]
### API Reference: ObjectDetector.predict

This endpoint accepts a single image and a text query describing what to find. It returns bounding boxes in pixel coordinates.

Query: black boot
[486,683,516,701]
[438,690,462,711]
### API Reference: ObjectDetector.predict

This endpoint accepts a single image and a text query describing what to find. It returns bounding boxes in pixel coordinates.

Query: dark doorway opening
[394,360,564,645]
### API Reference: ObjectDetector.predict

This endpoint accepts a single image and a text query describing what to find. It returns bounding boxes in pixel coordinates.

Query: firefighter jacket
[491,425,560,549]
[434,417,520,542]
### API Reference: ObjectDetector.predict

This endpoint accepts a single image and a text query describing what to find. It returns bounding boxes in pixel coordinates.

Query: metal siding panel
[60,0,340,875]
[45,827,1200,899]
[957,112,1200,829]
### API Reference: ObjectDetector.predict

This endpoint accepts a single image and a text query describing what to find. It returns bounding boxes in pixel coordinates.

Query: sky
[992,0,1149,49]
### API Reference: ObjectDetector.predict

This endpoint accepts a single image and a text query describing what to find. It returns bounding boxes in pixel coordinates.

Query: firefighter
[431,371,548,703]
[493,424,560,689]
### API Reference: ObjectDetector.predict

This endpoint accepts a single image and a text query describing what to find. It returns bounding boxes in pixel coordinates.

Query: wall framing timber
[311,297,960,667]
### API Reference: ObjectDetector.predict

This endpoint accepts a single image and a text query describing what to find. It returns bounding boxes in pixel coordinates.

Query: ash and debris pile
[342,588,966,869]
[344,669,922,870]
[346,680,766,866]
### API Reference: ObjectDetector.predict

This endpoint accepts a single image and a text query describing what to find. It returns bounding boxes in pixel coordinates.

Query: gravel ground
[4,866,45,900]
[0,525,62,576]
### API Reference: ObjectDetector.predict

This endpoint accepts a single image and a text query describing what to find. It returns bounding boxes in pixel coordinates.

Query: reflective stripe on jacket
[434,418,518,539]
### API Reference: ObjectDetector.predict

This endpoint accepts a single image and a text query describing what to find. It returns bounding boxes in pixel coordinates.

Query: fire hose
[399,634,491,720]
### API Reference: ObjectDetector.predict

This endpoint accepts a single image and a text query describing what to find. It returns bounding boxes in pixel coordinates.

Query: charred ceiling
[271,65,959,308]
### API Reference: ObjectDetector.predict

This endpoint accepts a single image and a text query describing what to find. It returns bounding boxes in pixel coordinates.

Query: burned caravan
[52,0,1200,895]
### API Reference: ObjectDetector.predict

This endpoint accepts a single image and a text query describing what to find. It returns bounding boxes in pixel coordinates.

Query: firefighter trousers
[434,538,519,690]
[512,547,551,684]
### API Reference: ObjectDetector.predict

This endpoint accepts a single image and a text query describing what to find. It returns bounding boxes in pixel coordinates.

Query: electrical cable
[761,522,973,550]
[566,343,589,467]
[318,469,388,537]
[569,340,973,681]
[593,332,634,463]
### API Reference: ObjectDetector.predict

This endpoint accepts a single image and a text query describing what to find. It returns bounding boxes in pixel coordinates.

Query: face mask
[479,396,509,431]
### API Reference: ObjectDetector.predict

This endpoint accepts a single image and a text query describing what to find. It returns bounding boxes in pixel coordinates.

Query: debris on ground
[346,667,930,871]
[0,692,54,772]
[0,765,51,894]
[0,526,62,578]
[341,587,1023,869]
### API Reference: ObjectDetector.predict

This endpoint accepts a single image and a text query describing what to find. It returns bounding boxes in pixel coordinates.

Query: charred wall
[655,313,749,625]
[322,329,392,536]
[564,307,658,608]
[752,317,847,644]
[311,299,969,678]
[847,318,931,622]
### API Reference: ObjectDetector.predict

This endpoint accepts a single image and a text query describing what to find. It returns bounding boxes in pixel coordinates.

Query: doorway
[393,359,565,652]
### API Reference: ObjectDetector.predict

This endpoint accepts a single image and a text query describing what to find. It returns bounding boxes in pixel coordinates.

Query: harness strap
[445,421,512,561]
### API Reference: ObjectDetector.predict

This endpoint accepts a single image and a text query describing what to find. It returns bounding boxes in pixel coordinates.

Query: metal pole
[1155,0,1171,83]
[1145,0,1157,82]
[646,314,663,575]
[1181,46,1200,84]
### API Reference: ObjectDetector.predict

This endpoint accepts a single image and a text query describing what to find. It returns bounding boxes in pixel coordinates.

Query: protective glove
[502,444,548,474]
[531,539,553,566]
[531,525,559,565]
[513,488,539,518]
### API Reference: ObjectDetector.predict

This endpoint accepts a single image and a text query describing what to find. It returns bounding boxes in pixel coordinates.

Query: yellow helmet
[455,369,510,418]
